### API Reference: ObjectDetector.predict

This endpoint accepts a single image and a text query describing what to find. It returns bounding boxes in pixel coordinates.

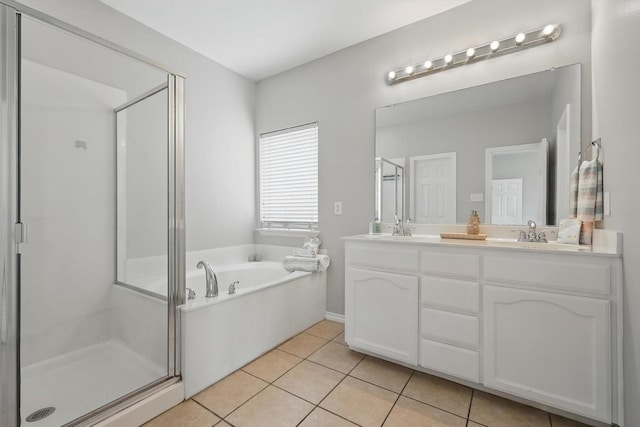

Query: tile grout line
[189,398,226,422]
[380,369,416,426]
[466,389,475,427]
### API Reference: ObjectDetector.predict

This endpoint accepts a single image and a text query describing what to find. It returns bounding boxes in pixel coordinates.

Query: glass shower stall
[1,2,185,426]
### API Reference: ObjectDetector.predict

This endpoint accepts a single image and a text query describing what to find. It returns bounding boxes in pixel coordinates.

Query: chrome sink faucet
[527,220,537,241]
[197,261,218,297]
[392,216,412,236]
[512,220,555,243]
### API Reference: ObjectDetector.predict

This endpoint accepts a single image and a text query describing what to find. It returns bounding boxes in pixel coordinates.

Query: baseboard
[325,311,345,323]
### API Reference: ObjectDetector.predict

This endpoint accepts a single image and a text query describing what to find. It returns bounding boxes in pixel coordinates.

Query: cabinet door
[483,286,611,422]
[345,268,418,364]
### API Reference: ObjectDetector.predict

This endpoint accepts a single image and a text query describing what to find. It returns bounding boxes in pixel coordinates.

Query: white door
[490,178,523,225]
[483,285,611,422]
[410,153,456,223]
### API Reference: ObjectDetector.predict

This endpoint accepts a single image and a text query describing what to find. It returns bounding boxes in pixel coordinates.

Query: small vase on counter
[467,210,480,235]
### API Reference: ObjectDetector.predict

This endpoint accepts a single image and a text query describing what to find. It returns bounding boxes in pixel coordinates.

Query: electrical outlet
[470,193,483,202]
[334,201,343,215]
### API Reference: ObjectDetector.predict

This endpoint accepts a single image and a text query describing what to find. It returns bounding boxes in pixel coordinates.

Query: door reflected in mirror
[375,64,581,226]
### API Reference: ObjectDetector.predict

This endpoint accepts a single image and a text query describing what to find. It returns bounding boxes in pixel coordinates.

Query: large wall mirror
[375,64,581,226]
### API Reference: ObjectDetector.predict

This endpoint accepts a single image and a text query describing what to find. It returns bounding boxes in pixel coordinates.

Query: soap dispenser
[467,210,480,235]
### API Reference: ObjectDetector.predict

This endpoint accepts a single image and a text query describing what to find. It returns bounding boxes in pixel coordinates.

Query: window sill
[256,228,320,238]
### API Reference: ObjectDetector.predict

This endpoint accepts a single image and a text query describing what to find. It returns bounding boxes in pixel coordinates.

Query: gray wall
[18,0,257,253]
[592,1,640,425]
[256,0,592,316]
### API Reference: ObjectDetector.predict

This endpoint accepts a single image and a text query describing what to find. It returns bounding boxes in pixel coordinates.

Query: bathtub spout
[197,261,218,297]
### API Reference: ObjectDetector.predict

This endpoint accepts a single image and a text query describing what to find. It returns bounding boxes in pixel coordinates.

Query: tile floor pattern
[144,320,592,427]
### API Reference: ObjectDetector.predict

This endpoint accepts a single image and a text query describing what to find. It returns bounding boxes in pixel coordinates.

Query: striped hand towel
[576,159,604,222]
[569,165,579,218]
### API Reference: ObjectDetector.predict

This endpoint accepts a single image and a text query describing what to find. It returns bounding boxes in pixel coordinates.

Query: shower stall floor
[21,339,165,427]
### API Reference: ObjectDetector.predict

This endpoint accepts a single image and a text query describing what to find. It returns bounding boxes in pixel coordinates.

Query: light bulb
[444,54,453,64]
[466,48,475,58]
[388,71,396,80]
[424,60,433,69]
[543,24,556,37]
[490,40,500,51]
[405,65,414,74]
[515,33,526,44]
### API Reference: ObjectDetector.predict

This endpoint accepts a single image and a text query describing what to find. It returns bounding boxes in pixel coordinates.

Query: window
[259,122,318,231]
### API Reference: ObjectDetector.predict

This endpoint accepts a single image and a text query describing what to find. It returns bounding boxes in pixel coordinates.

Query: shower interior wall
[20,59,126,366]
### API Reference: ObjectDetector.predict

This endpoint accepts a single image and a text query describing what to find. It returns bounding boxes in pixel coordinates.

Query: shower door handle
[14,222,26,254]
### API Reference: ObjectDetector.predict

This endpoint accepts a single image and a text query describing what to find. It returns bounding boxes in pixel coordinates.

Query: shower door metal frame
[0,1,186,426]
[0,4,20,427]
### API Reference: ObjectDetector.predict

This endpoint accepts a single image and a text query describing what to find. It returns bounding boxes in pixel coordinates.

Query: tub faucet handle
[186,288,196,300]
[228,281,238,295]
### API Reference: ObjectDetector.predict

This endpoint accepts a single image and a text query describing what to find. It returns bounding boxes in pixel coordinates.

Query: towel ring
[586,138,601,161]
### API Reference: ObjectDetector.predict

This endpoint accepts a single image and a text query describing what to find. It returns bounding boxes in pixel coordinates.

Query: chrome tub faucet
[197,261,218,297]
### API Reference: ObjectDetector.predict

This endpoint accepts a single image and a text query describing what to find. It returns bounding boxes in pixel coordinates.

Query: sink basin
[485,238,589,252]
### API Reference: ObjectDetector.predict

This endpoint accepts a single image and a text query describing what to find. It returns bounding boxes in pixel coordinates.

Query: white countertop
[342,233,621,257]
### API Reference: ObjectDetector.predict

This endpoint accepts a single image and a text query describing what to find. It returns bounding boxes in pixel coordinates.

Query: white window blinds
[259,122,318,230]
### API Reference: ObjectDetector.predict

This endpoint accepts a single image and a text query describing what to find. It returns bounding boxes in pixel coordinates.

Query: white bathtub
[179,257,326,398]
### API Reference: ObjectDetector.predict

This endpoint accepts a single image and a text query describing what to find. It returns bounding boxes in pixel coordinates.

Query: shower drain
[26,407,55,422]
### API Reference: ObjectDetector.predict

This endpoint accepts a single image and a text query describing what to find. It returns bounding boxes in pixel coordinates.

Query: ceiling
[99,0,471,81]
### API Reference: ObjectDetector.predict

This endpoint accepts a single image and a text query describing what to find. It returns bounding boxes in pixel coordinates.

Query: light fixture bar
[386,24,561,85]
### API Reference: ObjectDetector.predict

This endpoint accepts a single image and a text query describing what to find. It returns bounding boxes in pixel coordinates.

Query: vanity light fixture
[386,24,562,84]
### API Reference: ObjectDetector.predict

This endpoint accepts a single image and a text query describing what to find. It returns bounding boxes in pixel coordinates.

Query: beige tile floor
[144,320,592,427]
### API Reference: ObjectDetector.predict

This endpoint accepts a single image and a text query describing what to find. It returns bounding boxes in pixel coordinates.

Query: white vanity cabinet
[344,243,419,365]
[343,236,623,426]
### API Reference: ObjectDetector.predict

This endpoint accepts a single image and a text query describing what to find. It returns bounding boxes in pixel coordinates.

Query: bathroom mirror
[375,64,581,226]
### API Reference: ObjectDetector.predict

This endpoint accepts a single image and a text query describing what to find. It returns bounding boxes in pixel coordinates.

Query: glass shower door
[17,13,183,427]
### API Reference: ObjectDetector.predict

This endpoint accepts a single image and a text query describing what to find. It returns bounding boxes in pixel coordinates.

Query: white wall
[256,0,592,315]
[591,1,640,426]
[20,59,126,365]
[18,0,257,254]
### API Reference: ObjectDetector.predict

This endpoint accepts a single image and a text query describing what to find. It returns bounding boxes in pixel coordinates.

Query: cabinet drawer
[421,276,479,314]
[420,339,479,383]
[484,255,610,295]
[420,308,479,349]
[348,244,419,272]
[422,251,479,279]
